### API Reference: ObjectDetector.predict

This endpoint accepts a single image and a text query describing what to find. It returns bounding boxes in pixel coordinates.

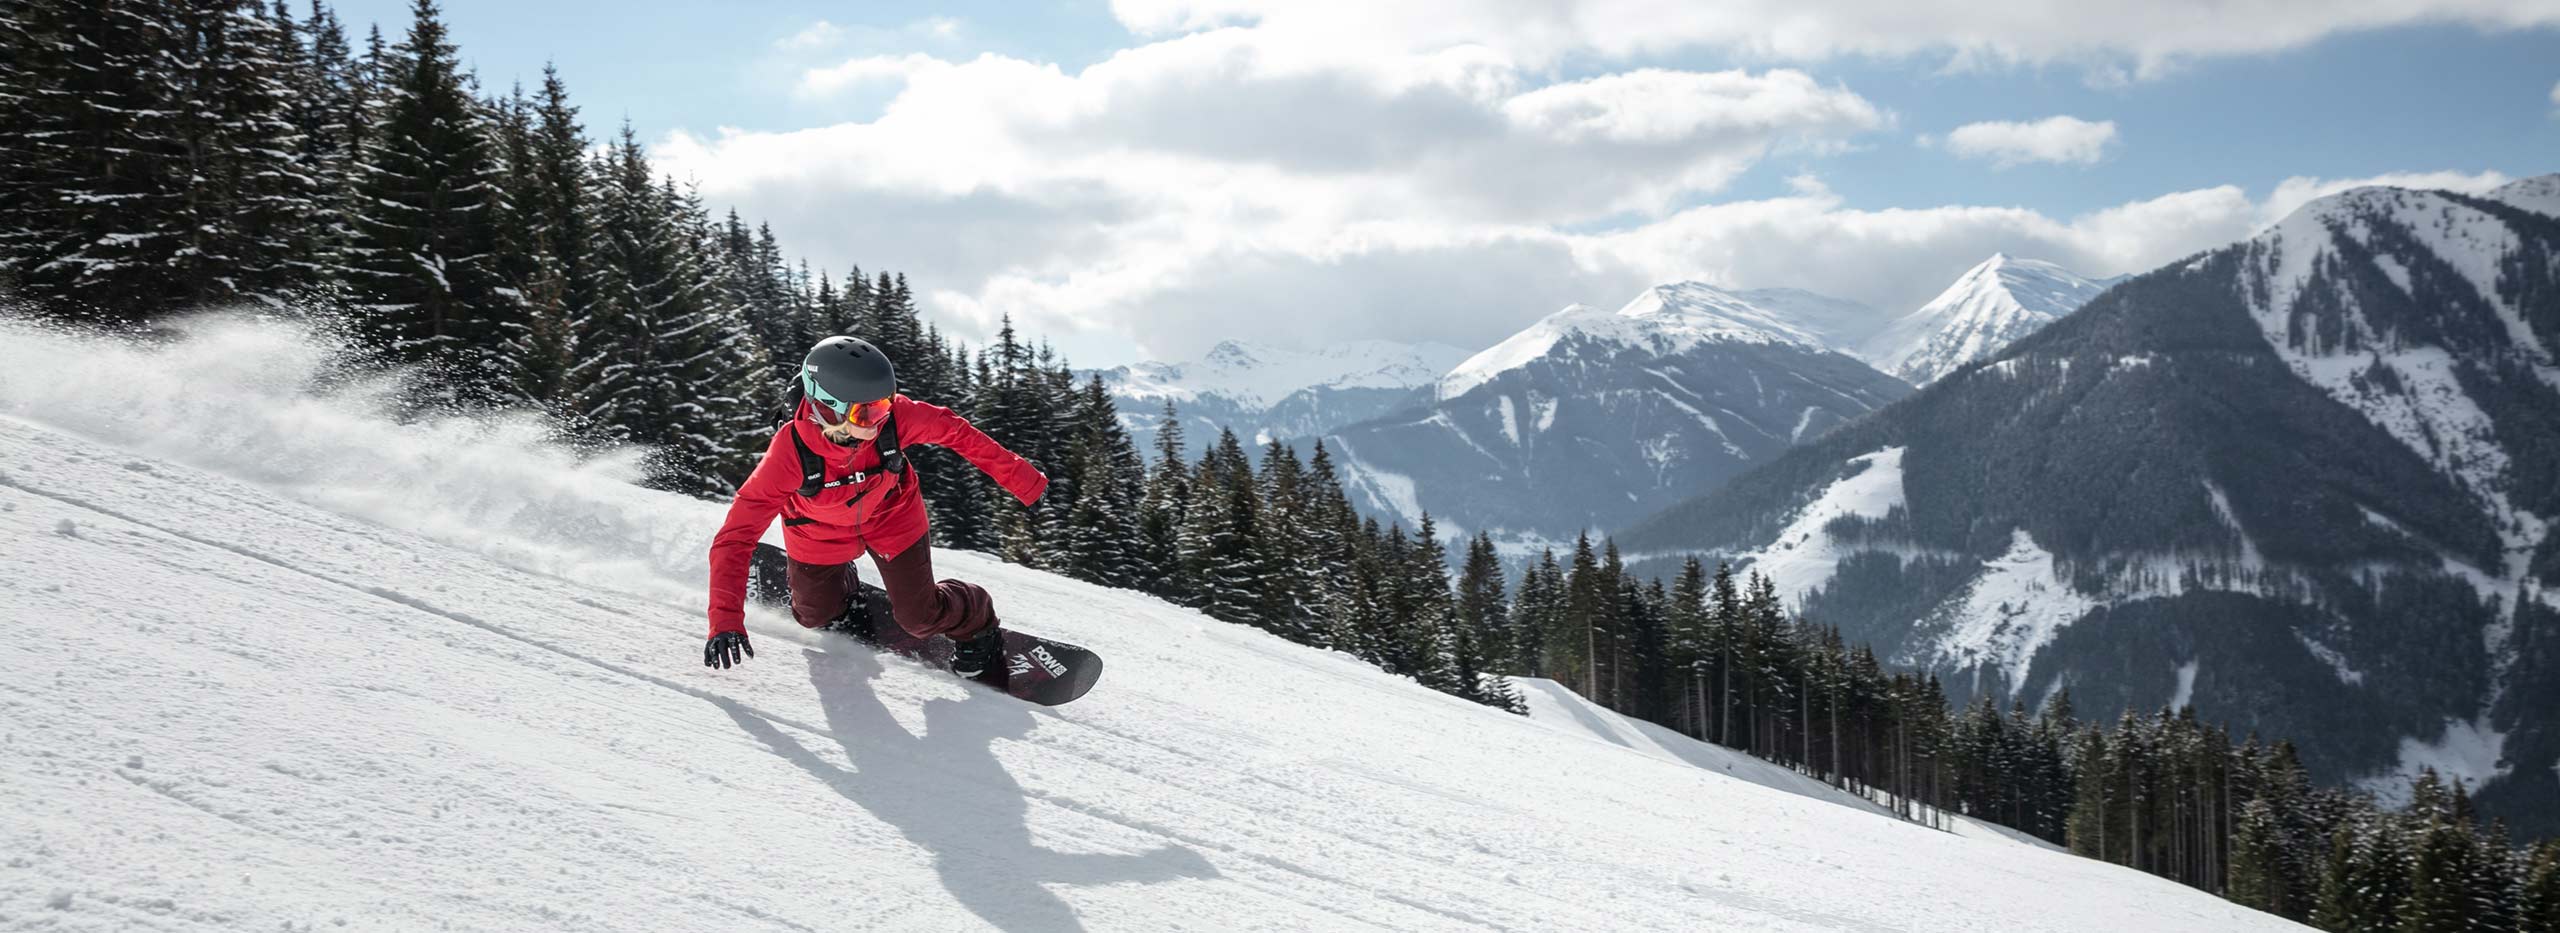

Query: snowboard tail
[749,543,1103,706]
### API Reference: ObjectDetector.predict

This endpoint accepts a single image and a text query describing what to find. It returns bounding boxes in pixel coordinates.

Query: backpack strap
[872,409,910,477]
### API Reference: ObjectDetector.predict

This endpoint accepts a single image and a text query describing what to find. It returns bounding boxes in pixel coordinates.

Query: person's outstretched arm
[705,428,797,664]
[894,396,1048,505]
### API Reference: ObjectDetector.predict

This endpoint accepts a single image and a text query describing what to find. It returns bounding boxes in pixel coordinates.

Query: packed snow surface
[1099,338,1465,408]
[0,316,2304,931]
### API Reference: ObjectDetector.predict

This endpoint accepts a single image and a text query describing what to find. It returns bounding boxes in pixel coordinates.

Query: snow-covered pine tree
[1455,532,1509,670]
[1404,514,1462,695]
[865,271,926,370]
[1256,441,1324,642]
[1508,549,1562,679]
[671,181,772,489]
[1667,556,1709,737]
[292,0,364,284]
[241,1,324,295]
[2398,810,2484,932]
[1622,575,1670,723]
[1027,348,1082,569]
[482,84,567,407]
[564,138,648,438]
[527,63,594,365]
[1709,561,1743,747]
[1134,399,1189,601]
[2520,839,2560,932]
[929,348,999,551]
[347,0,522,407]
[1060,376,1145,589]
[1,0,178,321]
[1,0,311,320]
[1298,440,1358,640]
[1183,428,1272,628]
[1561,532,1603,699]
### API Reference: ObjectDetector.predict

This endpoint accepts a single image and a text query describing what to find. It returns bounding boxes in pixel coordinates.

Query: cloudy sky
[335,0,2560,366]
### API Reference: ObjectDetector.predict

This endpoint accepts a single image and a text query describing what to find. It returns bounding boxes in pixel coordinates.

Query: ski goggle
[804,371,892,428]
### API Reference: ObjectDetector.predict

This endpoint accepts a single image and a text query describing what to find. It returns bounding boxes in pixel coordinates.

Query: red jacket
[706,394,1047,636]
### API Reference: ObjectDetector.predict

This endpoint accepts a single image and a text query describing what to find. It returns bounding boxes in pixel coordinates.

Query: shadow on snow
[718,645,1214,931]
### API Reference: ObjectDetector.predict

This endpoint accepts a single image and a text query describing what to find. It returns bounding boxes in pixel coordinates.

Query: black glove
[704,631,754,669]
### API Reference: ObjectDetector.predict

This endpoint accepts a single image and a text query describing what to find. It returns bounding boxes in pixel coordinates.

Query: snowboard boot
[950,626,1009,689]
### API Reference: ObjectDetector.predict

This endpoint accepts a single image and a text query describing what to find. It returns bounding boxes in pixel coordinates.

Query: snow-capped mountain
[1329,281,1911,557]
[0,315,2298,932]
[1089,339,1467,458]
[1622,175,2560,836]
[1860,254,2117,385]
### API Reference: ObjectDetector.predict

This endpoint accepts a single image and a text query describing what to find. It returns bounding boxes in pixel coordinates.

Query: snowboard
[749,543,1105,706]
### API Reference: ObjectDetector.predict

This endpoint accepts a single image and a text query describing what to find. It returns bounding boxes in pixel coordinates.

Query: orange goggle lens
[814,397,892,428]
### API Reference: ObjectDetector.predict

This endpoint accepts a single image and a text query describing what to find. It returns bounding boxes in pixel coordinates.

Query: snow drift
[0,314,2300,930]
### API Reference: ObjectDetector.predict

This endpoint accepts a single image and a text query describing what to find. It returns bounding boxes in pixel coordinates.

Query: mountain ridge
[1616,175,2560,834]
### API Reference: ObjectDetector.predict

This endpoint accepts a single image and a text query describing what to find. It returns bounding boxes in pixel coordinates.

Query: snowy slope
[1511,677,2067,853]
[0,316,2303,932]
[1861,254,2114,385]
[2487,173,2560,217]
[1508,678,1888,816]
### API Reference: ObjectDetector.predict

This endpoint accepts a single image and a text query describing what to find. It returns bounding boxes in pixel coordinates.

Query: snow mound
[0,314,2299,931]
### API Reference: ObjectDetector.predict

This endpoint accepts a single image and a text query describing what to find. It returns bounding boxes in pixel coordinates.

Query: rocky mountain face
[1619,177,2560,835]
[1320,281,1911,557]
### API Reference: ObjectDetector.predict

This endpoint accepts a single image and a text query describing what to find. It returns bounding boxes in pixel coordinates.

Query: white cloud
[664,35,1905,360]
[1939,116,2117,167]
[667,9,2533,366]
[777,21,846,51]
[1109,0,2560,80]
[2550,78,2560,112]
[796,53,949,98]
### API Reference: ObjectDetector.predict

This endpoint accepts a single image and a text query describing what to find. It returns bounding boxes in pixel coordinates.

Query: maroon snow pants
[785,543,996,641]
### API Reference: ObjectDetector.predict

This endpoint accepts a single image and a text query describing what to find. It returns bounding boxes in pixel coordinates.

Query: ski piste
[750,542,1104,706]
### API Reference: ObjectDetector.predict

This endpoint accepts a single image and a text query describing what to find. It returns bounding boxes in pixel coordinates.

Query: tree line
[1493,543,2560,931]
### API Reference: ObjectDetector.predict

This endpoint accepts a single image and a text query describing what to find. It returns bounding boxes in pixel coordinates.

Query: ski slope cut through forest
[0,316,2305,931]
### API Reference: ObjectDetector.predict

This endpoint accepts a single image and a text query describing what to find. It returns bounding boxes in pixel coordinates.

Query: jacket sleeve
[707,427,798,637]
[896,397,1049,506]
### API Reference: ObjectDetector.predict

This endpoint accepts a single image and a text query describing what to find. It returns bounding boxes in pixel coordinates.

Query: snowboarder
[703,336,1048,685]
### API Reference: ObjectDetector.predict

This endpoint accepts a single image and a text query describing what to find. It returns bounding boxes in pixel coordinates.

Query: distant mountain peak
[2484,172,2560,217]
[1858,253,2113,385]
[1439,282,1834,400]
[1099,339,1467,409]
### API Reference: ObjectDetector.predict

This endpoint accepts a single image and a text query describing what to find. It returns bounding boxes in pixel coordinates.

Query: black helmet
[801,336,896,409]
